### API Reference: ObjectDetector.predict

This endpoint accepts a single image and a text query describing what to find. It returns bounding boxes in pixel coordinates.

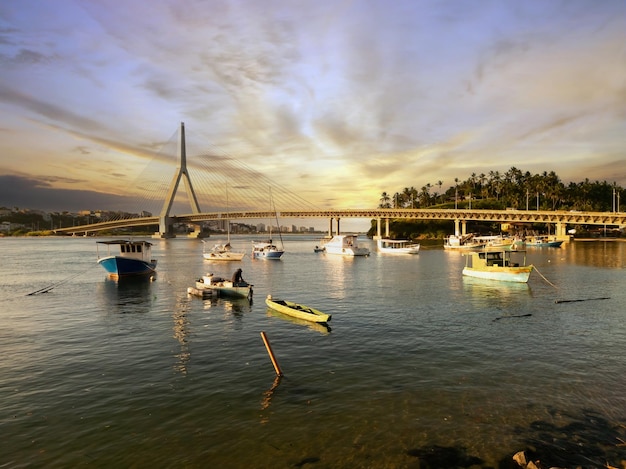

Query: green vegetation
[371,167,624,239]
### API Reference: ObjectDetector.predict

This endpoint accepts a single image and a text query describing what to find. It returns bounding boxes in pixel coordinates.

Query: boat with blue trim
[96,240,157,279]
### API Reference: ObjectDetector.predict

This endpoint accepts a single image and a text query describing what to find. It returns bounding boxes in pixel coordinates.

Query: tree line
[378,167,623,212]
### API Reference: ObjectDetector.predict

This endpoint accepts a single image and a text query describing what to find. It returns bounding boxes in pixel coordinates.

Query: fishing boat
[323,234,370,256]
[525,235,563,247]
[194,271,253,300]
[265,295,331,323]
[376,238,420,254]
[443,234,486,250]
[462,248,533,283]
[96,240,157,279]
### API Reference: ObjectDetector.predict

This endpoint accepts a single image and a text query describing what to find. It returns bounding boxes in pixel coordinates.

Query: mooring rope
[26,267,92,296]
[532,265,558,289]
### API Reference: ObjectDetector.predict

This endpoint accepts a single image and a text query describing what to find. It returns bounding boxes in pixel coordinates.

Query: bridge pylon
[153,122,203,238]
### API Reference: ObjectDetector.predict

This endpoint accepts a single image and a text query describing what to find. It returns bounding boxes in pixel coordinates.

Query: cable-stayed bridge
[54,123,626,239]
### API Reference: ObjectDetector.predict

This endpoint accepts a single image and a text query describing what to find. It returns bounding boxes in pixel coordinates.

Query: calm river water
[1,236,625,468]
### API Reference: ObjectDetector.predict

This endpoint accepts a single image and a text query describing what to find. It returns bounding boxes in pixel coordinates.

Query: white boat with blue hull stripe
[97,240,157,279]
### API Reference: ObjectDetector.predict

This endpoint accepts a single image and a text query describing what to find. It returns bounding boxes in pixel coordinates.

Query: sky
[1,0,625,230]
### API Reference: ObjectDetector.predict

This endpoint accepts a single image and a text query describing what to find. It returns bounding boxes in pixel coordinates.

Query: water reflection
[172,294,191,375]
[99,276,155,314]
[266,308,332,335]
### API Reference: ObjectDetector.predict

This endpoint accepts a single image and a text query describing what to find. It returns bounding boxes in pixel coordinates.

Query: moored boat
[96,240,157,279]
[203,241,245,261]
[443,234,486,250]
[323,234,370,256]
[251,240,284,259]
[462,249,533,283]
[194,270,253,299]
[376,238,420,254]
[265,295,331,323]
[525,235,563,247]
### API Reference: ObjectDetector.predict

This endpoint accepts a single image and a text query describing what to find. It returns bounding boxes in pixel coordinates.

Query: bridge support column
[328,218,333,237]
[454,220,460,236]
[154,216,175,239]
[554,222,570,242]
[385,218,390,238]
[375,218,382,240]
[335,217,341,235]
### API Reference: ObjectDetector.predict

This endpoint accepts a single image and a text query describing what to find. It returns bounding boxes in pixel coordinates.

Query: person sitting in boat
[231,268,245,285]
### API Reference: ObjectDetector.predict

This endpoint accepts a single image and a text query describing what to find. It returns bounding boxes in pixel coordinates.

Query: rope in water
[26,267,91,296]
[532,265,558,289]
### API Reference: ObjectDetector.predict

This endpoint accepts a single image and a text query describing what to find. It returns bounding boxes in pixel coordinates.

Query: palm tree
[379,192,391,208]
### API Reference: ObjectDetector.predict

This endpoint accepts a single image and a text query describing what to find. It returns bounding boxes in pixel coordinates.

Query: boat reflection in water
[266,308,332,335]
[99,276,155,315]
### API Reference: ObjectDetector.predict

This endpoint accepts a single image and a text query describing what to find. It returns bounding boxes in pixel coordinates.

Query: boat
[313,245,326,253]
[252,188,285,259]
[376,238,420,254]
[203,187,246,261]
[194,271,253,299]
[462,248,534,283]
[251,240,284,259]
[265,295,331,323]
[96,240,157,278]
[525,235,563,247]
[203,240,245,261]
[443,234,487,250]
[323,234,370,256]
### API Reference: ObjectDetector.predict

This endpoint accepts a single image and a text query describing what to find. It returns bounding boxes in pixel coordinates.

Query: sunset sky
[1,0,625,228]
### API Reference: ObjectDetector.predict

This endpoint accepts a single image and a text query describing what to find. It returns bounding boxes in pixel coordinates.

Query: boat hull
[265,297,331,323]
[98,256,157,278]
[377,239,420,254]
[203,251,245,261]
[252,250,284,259]
[462,266,533,283]
[194,279,253,299]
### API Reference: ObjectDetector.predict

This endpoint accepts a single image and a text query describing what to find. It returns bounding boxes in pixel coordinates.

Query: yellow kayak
[265,295,331,323]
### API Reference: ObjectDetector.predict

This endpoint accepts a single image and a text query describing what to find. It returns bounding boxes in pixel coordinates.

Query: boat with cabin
[462,248,534,283]
[265,295,331,323]
[96,240,157,279]
[443,234,487,250]
[525,234,563,247]
[251,240,284,259]
[376,238,420,254]
[323,234,370,256]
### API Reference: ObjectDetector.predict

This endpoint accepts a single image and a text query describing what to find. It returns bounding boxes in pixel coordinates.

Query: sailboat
[203,187,245,261]
[252,188,285,259]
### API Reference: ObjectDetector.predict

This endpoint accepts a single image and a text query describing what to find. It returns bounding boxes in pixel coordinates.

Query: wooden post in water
[260,331,283,377]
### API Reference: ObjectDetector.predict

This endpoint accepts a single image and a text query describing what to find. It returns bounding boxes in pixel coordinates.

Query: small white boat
[251,240,284,259]
[203,241,245,261]
[323,234,370,256]
[462,249,533,283]
[194,271,253,299]
[96,240,157,279]
[376,238,420,254]
[444,234,487,250]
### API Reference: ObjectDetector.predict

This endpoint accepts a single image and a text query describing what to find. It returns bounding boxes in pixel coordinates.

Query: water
[1,236,625,468]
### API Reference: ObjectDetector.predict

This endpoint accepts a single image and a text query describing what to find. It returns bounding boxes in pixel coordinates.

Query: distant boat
[265,295,331,323]
[96,240,157,279]
[323,234,370,256]
[252,188,285,259]
[443,234,487,250]
[203,241,245,261]
[462,249,533,283]
[525,235,563,247]
[204,186,245,261]
[376,238,420,254]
